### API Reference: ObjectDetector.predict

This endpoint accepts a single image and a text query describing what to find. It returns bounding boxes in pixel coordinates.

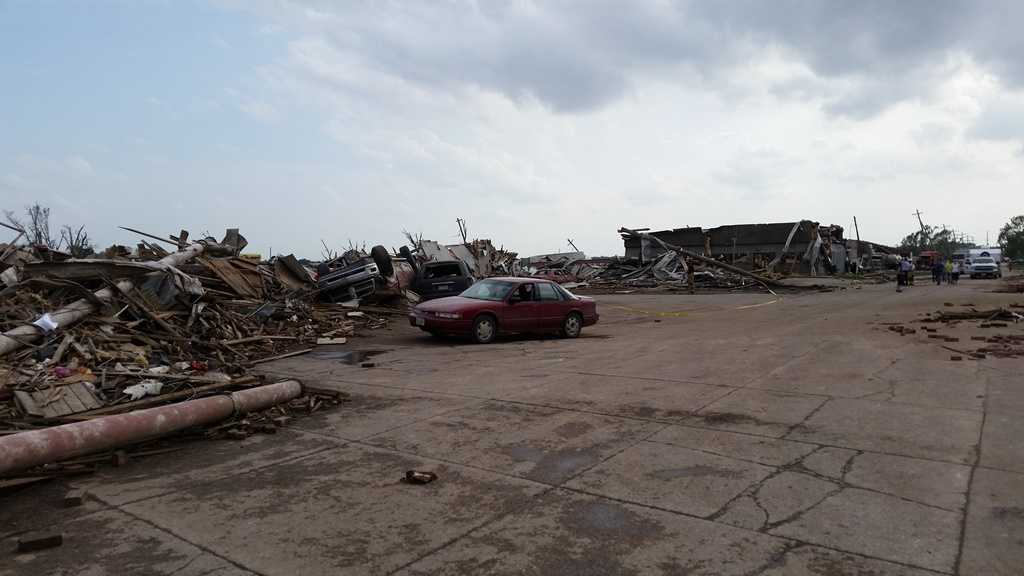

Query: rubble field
[3,272,1023,575]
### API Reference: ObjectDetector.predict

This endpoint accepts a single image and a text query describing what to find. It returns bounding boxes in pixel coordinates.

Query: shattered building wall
[418,239,518,278]
[623,221,848,276]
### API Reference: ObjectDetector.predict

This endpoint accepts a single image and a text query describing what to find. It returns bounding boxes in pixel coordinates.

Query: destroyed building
[622,221,848,276]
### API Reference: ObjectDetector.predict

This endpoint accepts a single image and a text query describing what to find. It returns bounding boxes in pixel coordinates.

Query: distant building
[622,221,852,275]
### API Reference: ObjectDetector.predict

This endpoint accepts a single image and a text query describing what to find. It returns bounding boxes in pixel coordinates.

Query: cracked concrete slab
[366,401,663,484]
[0,477,111,538]
[799,446,858,479]
[649,424,818,467]
[500,371,733,421]
[845,452,971,511]
[716,495,768,530]
[960,467,1024,575]
[761,544,938,575]
[747,339,897,398]
[755,471,839,525]
[74,429,341,506]
[396,489,790,575]
[286,380,482,441]
[1,509,254,576]
[564,441,774,517]
[980,412,1024,474]
[769,488,962,572]
[982,362,1024,415]
[690,388,828,437]
[873,377,986,412]
[787,398,983,464]
[120,444,548,576]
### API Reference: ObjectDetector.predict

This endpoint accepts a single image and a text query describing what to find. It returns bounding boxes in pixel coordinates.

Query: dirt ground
[3,276,1023,575]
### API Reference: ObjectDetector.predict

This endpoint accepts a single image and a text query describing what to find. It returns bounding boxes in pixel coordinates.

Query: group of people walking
[931,259,963,285]
[897,257,964,292]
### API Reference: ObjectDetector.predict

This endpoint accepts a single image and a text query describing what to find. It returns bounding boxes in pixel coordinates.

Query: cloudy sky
[2,1,1022,258]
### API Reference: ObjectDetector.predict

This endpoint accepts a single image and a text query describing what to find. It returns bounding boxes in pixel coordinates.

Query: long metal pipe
[0,243,205,357]
[0,379,302,475]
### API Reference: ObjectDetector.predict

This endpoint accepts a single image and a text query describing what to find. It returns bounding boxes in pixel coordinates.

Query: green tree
[999,215,1024,260]
[898,226,934,254]
[897,224,973,256]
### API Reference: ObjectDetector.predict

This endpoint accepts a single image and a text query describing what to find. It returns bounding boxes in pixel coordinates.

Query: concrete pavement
[3,278,1022,575]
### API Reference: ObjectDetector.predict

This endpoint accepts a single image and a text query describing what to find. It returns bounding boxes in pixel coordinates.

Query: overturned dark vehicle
[315,246,395,303]
[407,259,475,301]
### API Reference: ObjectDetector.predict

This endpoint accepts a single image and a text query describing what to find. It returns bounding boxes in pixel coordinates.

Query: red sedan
[408,277,599,343]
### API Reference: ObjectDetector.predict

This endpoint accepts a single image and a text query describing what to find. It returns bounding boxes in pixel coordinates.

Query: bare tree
[26,203,54,248]
[320,239,337,261]
[403,229,423,252]
[5,203,56,248]
[4,210,25,233]
[60,224,94,257]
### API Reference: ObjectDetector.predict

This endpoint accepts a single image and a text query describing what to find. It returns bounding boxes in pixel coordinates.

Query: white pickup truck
[968,257,1002,279]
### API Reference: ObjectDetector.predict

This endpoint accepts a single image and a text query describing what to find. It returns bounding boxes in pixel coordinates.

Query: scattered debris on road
[404,470,439,485]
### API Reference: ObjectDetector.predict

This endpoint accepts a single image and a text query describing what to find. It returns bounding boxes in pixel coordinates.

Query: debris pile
[0,227,403,477]
[586,255,767,291]
[916,305,1024,359]
[568,228,782,293]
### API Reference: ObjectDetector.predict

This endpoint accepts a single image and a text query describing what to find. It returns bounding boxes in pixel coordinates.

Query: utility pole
[853,216,861,243]
[912,210,926,233]
[567,238,580,253]
[456,218,468,245]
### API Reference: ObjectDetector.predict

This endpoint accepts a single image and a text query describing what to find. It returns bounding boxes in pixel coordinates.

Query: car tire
[472,315,497,344]
[370,245,394,278]
[561,312,583,338]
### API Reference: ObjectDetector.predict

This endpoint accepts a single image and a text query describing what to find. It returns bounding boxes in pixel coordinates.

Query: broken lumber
[618,227,782,288]
[0,243,205,357]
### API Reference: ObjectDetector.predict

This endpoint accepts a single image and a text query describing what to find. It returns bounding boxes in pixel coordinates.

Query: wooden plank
[56,387,87,414]
[251,348,312,365]
[220,335,297,346]
[51,334,74,365]
[203,258,260,298]
[41,395,74,419]
[67,382,101,410]
[72,376,257,417]
[13,390,43,417]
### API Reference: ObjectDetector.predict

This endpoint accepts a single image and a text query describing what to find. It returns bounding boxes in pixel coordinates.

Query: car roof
[484,276,553,284]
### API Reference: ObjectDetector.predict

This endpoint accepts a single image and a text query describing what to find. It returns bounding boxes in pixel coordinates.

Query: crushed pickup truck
[316,246,394,303]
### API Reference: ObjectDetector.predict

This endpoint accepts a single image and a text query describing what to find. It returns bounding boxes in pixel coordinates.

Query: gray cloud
[968,93,1024,144]
[274,0,1022,117]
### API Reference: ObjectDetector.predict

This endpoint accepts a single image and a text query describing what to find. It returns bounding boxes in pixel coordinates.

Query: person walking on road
[932,259,944,285]
[944,259,954,285]
[897,257,913,292]
[951,260,961,284]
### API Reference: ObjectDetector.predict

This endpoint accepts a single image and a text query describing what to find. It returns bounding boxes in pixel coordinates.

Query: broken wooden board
[202,258,263,299]
[16,382,103,418]
[316,337,347,345]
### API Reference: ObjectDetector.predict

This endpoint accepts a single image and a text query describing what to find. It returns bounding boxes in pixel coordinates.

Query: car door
[501,282,542,332]
[535,282,566,330]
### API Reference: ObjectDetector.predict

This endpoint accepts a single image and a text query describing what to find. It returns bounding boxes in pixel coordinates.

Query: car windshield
[460,279,515,301]
[974,258,994,264]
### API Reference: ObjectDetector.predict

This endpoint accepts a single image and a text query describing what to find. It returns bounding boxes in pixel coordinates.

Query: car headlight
[435,312,461,319]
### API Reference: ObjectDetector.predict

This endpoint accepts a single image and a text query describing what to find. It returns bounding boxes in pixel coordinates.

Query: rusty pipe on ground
[0,243,205,357]
[0,379,302,475]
